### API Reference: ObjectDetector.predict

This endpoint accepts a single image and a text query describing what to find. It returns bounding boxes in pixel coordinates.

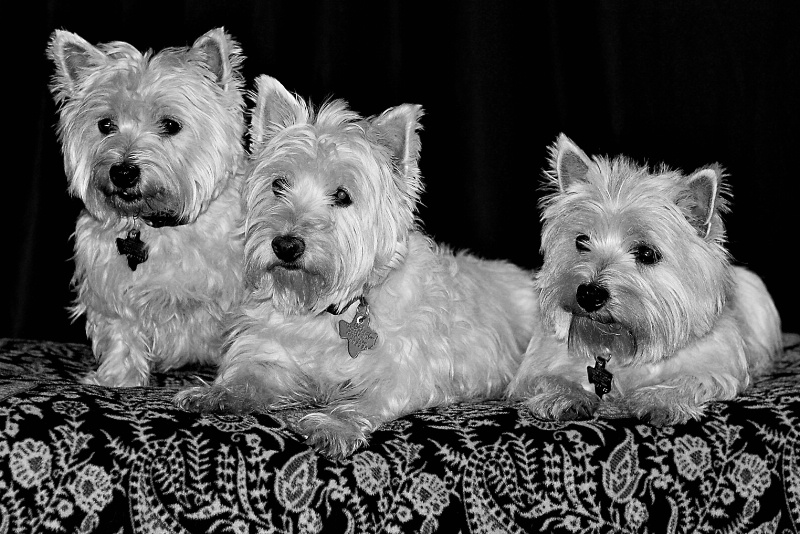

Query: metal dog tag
[587,355,613,398]
[338,299,378,358]
[116,228,148,271]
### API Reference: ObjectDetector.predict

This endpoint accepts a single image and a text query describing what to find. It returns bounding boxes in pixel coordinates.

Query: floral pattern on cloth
[0,335,798,533]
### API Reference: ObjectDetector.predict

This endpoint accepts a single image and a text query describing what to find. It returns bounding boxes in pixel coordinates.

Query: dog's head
[48,28,246,227]
[537,134,734,364]
[243,75,424,315]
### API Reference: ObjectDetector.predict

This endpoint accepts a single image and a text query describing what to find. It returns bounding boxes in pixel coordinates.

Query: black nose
[271,235,306,263]
[576,282,610,312]
[109,162,141,189]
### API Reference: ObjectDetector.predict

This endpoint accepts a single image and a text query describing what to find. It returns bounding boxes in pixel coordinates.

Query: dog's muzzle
[568,315,637,363]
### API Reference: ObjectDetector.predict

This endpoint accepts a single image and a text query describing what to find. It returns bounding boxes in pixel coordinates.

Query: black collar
[142,212,187,228]
[326,294,363,315]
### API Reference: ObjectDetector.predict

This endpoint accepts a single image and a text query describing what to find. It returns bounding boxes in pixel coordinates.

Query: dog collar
[142,212,187,228]
[325,294,362,316]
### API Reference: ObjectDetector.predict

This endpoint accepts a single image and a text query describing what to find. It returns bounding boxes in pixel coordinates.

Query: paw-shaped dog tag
[116,229,148,271]
[338,299,378,358]
[587,356,613,398]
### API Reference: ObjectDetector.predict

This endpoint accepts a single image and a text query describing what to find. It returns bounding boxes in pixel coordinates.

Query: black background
[6,1,799,342]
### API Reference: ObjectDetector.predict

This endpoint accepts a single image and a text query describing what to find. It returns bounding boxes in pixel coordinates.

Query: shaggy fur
[507,134,782,425]
[175,75,540,458]
[48,28,247,386]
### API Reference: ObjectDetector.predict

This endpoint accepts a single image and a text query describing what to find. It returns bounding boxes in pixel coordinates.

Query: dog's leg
[508,336,600,420]
[298,406,376,460]
[295,382,388,459]
[625,383,705,426]
[174,356,306,414]
[513,375,600,421]
[83,321,150,387]
[624,374,737,426]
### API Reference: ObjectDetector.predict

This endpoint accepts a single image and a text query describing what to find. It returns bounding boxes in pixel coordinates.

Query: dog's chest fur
[72,179,243,330]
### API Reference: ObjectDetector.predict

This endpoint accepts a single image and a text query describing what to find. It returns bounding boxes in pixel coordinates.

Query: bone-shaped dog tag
[338,300,378,358]
[587,355,613,398]
[116,229,148,271]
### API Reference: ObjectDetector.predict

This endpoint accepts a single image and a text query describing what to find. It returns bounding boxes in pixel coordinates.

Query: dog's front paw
[297,411,372,460]
[83,335,151,387]
[81,369,147,387]
[521,375,600,421]
[640,406,690,427]
[81,371,104,386]
[625,387,704,427]
[173,385,261,414]
[633,403,698,427]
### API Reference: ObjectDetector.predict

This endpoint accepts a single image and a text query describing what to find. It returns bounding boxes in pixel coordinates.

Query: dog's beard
[87,152,207,227]
[102,188,186,227]
[269,266,330,315]
[568,315,637,364]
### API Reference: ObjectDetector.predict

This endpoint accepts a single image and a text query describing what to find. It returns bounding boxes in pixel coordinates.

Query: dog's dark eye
[97,118,116,135]
[576,234,591,253]
[632,243,662,265]
[333,187,352,207]
[272,177,288,197]
[159,117,182,136]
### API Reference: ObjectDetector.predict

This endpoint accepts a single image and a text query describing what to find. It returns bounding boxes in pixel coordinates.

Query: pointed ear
[192,27,244,90]
[47,30,106,100]
[369,104,423,186]
[551,133,595,191]
[248,75,309,149]
[687,165,723,239]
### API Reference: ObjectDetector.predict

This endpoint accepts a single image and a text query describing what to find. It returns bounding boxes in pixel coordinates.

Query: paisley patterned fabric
[1,335,798,533]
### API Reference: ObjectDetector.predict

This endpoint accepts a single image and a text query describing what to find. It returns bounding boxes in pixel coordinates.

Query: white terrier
[176,75,540,458]
[508,134,782,425]
[48,28,247,386]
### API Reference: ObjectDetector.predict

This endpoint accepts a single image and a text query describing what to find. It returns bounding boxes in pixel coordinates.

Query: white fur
[48,28,247,386]
[175,76,540,458]
[507,134,782,425]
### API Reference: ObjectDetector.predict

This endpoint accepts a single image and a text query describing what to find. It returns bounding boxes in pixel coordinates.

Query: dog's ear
[687,165,724,239]
[551,133,595,192]
[248,75,309,150]
[192,27,244,91]
[369,104,424,202]
[47,30,107,101]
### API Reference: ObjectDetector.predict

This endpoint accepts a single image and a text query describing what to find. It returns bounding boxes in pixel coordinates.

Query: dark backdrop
[6,1,799,342]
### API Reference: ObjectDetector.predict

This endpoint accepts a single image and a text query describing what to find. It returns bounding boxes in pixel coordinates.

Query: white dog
[48,28,247,386]
[508,134,782,425]
[176,75,541,458]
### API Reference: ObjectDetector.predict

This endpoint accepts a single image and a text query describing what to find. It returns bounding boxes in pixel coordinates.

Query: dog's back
[732,266,782,377]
